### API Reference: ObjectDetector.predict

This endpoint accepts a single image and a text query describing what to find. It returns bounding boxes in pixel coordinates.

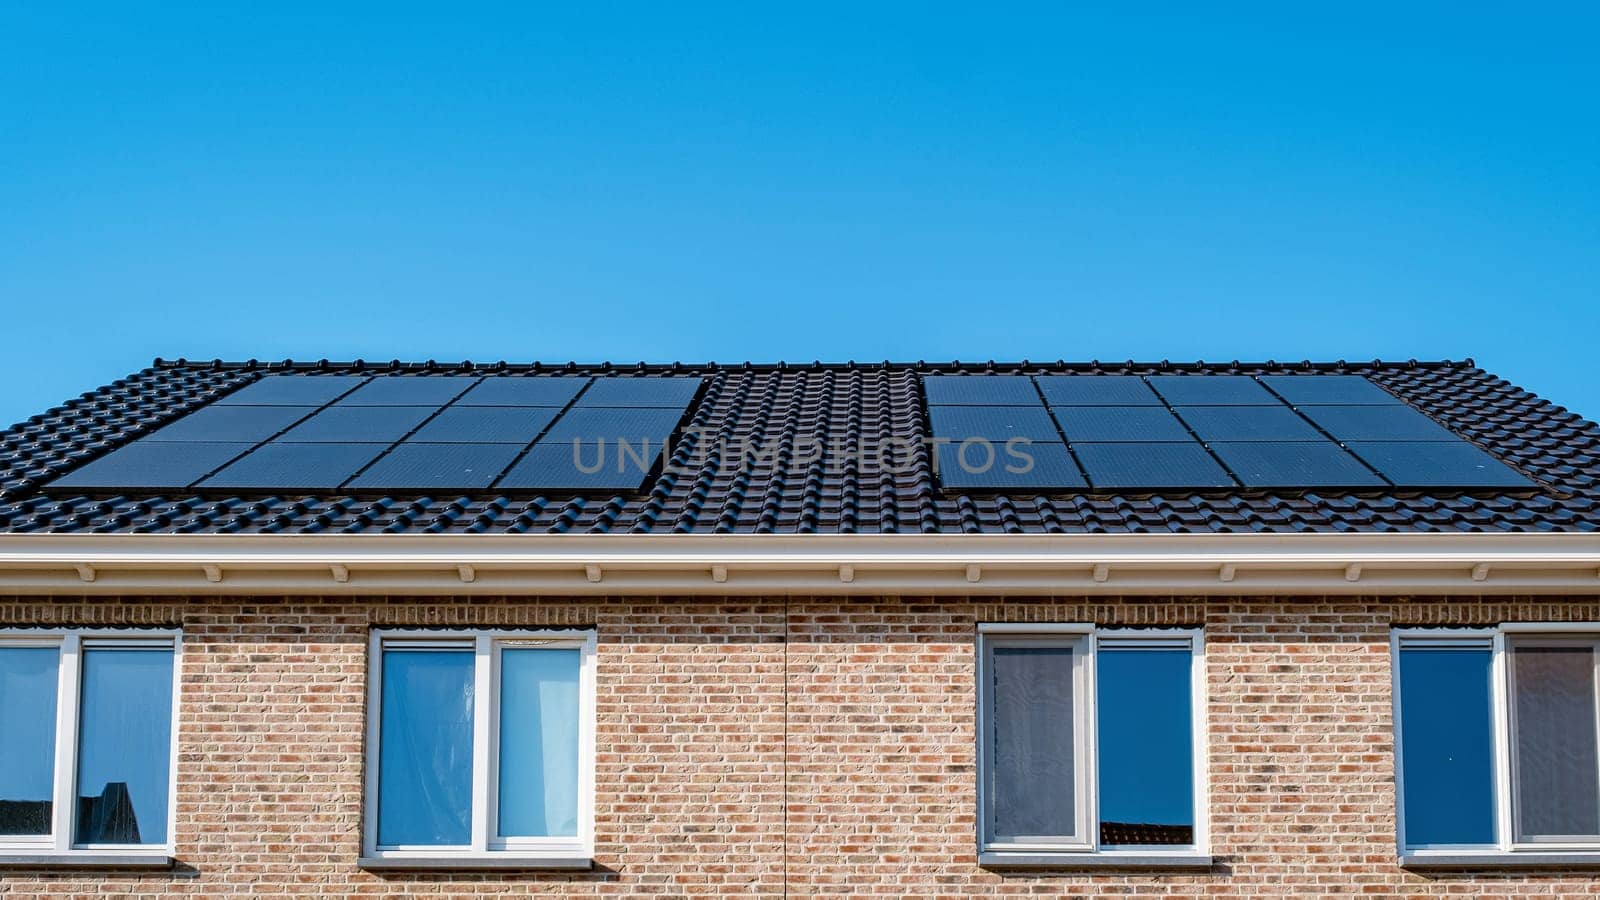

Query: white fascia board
[0,532,1598,596]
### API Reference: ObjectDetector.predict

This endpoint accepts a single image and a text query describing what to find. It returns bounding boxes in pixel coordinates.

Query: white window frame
[1394,623,1600,865]
[361,629,596,868]
[975,623,1209,865]
[0,628,181,861]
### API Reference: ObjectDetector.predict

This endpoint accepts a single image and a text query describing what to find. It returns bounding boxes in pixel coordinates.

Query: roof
[2,358,1597,535]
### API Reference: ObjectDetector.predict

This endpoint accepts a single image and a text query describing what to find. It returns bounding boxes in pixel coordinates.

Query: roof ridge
[149,357,1479,373]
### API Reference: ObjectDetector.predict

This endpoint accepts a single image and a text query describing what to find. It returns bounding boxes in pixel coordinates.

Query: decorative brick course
[3,594,1600,897]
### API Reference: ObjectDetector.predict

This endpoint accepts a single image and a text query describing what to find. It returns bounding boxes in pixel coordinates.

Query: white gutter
[0,532,1599,597]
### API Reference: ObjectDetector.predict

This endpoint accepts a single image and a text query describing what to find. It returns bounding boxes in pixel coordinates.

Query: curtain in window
[989,645,1076,841]
[0,647,59,836]
[74,646,174,845]
[497,648,580,838]
[1512,643,1600,839]
[377,649,475,846]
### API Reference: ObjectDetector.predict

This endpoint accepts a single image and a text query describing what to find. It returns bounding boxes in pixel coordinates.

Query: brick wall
[2,594,1600,897]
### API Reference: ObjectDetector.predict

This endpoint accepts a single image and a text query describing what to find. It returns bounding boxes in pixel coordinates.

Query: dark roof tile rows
[2,358,1597,534]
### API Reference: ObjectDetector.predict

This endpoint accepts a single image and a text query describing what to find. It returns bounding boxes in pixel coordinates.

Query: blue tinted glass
[378,649,475,847]
[497,649,581,838]
[1096,646,1194,845]
[0,647,60,836]
[75,646,174,845]
[1398,645,1497,846]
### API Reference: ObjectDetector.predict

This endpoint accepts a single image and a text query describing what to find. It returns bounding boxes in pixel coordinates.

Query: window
[0,630,179,859]
[363,630,595,866]
[1395,626,1600,861]
[976,625,1206,863]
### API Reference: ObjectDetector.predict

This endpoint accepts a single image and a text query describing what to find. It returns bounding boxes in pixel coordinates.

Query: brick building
[2,358,1599,897]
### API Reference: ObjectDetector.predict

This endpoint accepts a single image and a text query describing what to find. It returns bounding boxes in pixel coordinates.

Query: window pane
[75,645,174,845]
[0,647,60,836]
[377,648,475,846]
[1096,646,1194,846]
[1397,645,1496,846]
[497,648,581,838]
[988,645,1077,841]
[1512,643,1600,839]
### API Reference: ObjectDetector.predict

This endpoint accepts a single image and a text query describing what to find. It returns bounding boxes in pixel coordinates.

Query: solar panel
[1347,442,1533,489]
[142,405,315,443]
[339,376,480,406]
[455,377,590,407]
[538,407,686,446]
[1035,376,1162,407]
[1208,441,1385,489]
[199,443,388,490]
[1261,375,1400,406]
[215,375,367,406]
[496,442,660,491]
[1074,443,1235,489]
[1297,405,1456,442]
[934,441,1086,489]
[573,377,702,408]
[278,406,439,443]
[409,407,560,444]
[1175,406,1324,442]
[48,441,253,491]
[1147,375,1277,406]
[44,369,1537,498]
[1050,407,1192,442]
[347,443,523,491]
[923,376,1040,406]
[928,406,1062,442]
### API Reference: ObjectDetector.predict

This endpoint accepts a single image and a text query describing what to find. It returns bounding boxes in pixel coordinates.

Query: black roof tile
[0,358,1595,533]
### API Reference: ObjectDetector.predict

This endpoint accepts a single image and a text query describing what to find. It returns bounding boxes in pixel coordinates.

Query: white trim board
[0,532,1598,596]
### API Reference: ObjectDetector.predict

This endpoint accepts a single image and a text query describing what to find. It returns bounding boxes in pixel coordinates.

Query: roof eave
[1,532,1598,597]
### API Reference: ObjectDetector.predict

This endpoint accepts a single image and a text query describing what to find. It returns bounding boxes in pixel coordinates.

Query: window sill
[358,855,593,871]
[1401,851,1600,869]
[0,853,175,869]
[979,850,1213,869]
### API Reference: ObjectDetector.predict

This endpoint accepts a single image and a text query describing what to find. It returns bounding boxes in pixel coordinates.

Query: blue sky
[2,4,1596,428]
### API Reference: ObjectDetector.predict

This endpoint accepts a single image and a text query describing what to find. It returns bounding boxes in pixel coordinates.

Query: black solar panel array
[49,375,700,493]
[43,369,1530,497]
[925,376,1087,490]
[925,373,1531,491]
[499,381,699,490]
